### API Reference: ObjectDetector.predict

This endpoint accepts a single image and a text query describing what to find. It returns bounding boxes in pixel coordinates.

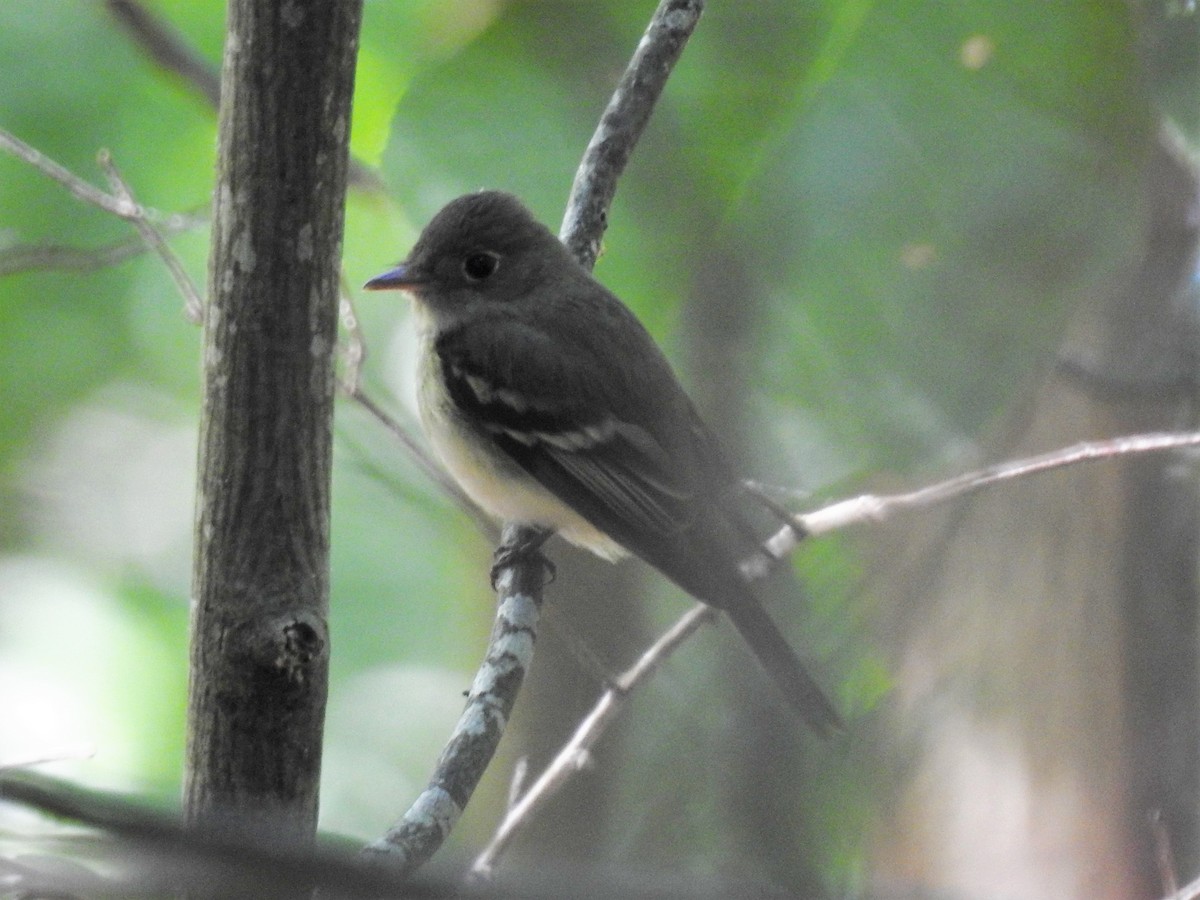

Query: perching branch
[360,525,545,877]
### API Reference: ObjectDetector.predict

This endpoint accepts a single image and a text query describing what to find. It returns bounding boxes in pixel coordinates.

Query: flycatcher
[366,190,841,734]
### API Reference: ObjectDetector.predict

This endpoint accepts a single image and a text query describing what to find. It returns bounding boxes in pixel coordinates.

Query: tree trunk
[184,0,362,839]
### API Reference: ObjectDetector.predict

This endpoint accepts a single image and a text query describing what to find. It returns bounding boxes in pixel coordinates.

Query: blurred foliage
[0,0,1191,893]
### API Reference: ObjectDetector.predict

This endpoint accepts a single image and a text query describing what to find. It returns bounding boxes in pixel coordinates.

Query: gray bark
[184,0,363,839]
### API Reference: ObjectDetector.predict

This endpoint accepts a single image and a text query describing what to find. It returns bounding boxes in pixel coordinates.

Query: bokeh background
[1,1,1198,897]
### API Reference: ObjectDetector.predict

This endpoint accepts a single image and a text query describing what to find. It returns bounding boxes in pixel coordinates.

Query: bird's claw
[490,527,555,590]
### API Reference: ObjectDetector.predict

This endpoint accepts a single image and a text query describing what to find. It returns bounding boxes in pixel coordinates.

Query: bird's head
[364,191,571,319]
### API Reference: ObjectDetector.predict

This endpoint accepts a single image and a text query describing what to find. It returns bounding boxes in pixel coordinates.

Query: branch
[470,603,715,880]
[560,0,705,268]
[361,525,545,876]
[473,429,1200,872]
[98,150,203,323]
[754,430,1200,569]
[0,126,188,225]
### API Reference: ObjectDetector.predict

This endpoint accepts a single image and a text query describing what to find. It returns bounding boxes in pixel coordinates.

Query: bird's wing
[434,315,711,543]
[437,315,842,733]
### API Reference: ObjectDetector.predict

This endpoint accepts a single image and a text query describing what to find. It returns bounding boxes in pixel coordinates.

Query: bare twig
[98,150,204,323]
[470,603,714,879]
[758,431,1200,566]
[0,211,208,276]
[106,0,221,107]
[0,128,207,314]
[0,126,181,224]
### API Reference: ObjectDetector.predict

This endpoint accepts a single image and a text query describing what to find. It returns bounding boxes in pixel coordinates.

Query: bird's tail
[724,597,843,736]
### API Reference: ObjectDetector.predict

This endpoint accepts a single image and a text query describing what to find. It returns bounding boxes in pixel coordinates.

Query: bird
[365,190,841,734]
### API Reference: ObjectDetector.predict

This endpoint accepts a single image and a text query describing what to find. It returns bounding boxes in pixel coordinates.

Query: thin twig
[106,0,221,107]
[470,603,716,879]
[760,431,1200,565]
[0,128,206,320]
[0,126,169,222]
[0,211,208,276]
[98,150,204,323]
[0,125,201,243]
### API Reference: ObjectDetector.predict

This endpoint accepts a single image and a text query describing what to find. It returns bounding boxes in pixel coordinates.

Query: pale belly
[416,343,626,562]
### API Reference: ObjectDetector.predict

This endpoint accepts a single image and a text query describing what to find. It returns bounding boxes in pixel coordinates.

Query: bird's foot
[490,526,555,590]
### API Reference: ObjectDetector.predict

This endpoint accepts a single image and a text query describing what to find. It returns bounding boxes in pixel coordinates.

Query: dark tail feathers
[724,597,843,736]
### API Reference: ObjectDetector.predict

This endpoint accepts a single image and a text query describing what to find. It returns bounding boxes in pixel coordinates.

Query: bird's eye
[462,252,499,282]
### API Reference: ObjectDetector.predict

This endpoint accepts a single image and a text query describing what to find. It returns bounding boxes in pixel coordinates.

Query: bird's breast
[415,321,626,562]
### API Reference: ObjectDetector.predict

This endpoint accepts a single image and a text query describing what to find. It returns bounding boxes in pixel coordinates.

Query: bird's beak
[364,263,424,291]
